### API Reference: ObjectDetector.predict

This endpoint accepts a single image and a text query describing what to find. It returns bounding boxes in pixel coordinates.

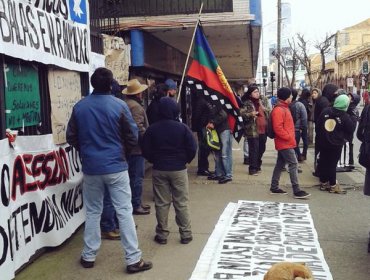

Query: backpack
[266,110,275,139]
[206,128,221,150]
[289,101,298,124]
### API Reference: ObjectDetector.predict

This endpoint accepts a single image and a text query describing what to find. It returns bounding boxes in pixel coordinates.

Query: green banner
[4,64,41,129]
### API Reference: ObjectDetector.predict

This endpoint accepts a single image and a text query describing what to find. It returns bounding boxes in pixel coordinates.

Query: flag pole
[176,2,204,103]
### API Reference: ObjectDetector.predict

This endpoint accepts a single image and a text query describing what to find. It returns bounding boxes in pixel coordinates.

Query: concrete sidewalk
[16,139,370,280]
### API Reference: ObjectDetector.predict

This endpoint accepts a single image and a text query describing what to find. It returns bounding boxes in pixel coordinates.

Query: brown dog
[263,262,314,280]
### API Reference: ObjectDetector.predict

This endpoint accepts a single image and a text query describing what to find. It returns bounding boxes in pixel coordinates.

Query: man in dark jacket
[66,68,152,273]
[142,97,197,245]
[192,94,214,176]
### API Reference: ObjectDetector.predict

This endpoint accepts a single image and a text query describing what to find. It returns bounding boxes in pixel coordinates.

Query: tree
[271,37,300,88]
[296,33,335,88]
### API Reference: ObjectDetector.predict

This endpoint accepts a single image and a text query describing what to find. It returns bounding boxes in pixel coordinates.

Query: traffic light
[263,78,267,87]
[270,72,275,83]
[363,60,369,75]
[262,66,268,78]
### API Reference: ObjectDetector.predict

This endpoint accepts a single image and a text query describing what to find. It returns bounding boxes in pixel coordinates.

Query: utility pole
[277,0,281,88]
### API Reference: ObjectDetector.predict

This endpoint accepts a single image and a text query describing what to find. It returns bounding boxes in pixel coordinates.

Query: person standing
[123,79,151,215]
[142,97,197,245]
[165,78,177,98]
[192,94,214,176]
[240,85,268,175]
[269,87,311,199]
[66,67,152,273]
[207,103,233,184]
[289,89,308,162]
[357,101,370,194]
[316,94,355,194]
[146,83,168,125]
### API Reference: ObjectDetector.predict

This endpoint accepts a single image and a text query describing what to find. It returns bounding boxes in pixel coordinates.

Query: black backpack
[266,111,275,139]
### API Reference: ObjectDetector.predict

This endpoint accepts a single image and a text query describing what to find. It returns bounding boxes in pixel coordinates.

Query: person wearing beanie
[269,87,311,199]
[315,94,356,194]
[289,89,308,163]
[240,85,268,175]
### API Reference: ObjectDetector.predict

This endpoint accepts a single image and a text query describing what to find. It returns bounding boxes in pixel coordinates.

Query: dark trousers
[318,146,342,185]
[197,130,211,172]
[294,128,308,158]
[247,134,267,172]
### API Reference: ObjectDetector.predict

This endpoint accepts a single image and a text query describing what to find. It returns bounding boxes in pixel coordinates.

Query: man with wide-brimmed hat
[123,79,151,215]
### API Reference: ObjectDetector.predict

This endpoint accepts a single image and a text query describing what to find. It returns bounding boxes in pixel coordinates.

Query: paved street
[16,138,370,280]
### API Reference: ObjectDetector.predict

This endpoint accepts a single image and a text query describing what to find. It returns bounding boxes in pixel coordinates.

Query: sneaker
[249,171,258,176]
[126,259,153,274]
[293,190,311,199]
[80,257,94,268]
[218,177,232,184]
[270,188,287,195]
[154,235,167,245]
[197,170,213,176]
[328,184,347,194]
[101,231,120,240]
[180,236,193,244]
[207,175,222,181]
[319,181,329,191]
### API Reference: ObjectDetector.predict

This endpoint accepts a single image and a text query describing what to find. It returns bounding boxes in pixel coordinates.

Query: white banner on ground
[0,0,90,72]
[190,200,332,280]
[0,135,84,280]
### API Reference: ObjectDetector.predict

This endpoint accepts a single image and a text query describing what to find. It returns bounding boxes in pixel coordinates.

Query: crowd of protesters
[67,67,367,274]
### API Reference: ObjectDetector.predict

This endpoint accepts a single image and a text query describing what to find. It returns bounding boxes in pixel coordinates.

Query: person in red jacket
[269,87,311,199]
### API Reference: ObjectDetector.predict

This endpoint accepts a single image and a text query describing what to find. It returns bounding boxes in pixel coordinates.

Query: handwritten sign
[103,34,131,85]
[190,201,333,280]
[4,63,41,129]
[48,69,81,144]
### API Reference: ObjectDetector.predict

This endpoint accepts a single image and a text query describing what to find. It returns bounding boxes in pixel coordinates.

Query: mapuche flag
[186,25,244,142]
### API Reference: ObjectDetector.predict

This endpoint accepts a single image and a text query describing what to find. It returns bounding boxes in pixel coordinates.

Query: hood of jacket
[159,97,179,120]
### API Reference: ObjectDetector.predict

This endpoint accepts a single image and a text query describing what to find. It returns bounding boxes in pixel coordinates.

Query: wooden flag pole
[176,2,204,103]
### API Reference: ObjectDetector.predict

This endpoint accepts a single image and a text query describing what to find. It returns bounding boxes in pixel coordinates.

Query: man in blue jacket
[142,97,197,245]
[66,67,152,274]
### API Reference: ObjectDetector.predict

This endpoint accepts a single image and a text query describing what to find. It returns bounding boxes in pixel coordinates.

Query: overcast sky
[262,0,370,44]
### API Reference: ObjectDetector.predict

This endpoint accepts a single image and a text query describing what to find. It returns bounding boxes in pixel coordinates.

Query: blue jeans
[128,155,145,209]
[100,187,117,232]
[271,149,300,193]
[82,171,141,265]
[215,130,233,179]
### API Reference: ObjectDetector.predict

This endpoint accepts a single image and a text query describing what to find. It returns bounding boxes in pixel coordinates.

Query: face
[311,90,319,100]
[285,94,293,104]
[167,89,177,97]
[251,89,260,99]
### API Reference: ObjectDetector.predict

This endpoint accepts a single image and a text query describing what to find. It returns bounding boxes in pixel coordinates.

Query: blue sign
[69,0,87,24]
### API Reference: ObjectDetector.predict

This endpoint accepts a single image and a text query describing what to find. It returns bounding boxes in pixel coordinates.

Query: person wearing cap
[240,85,268,176]
[316,93,356,194]
[164,78,177,98]
[269,87,311,199]
[66,68,152,273]
[122,79,151,215]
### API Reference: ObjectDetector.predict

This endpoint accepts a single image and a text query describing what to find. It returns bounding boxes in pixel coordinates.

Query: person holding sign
[66,68,152,274]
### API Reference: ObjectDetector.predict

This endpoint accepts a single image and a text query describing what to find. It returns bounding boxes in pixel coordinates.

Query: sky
[261,0,370,46]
